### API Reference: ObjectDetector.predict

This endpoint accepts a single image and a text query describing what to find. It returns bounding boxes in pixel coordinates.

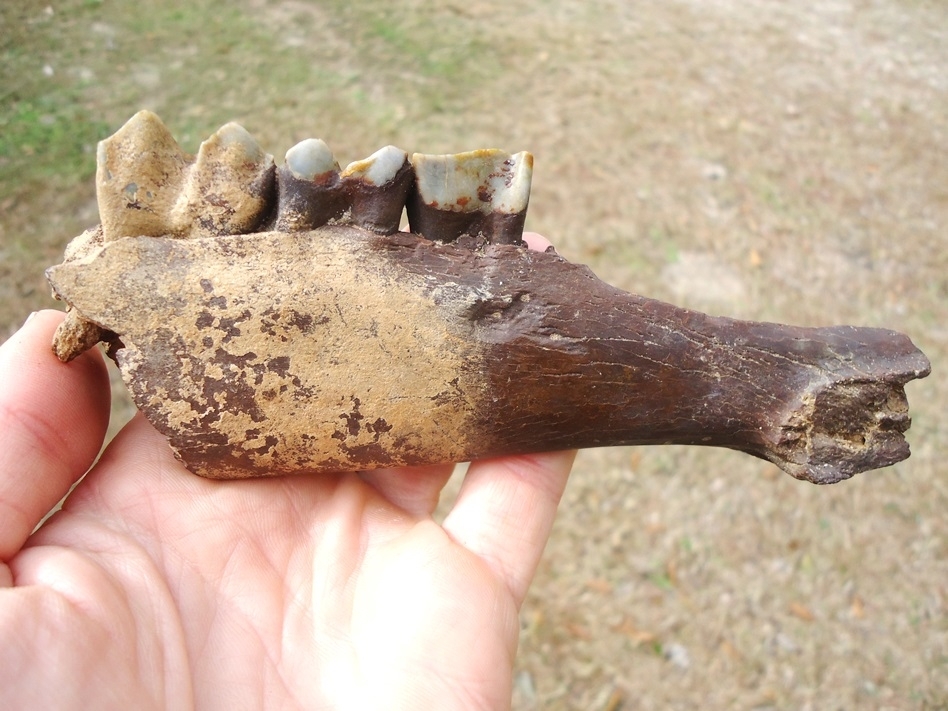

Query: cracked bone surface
[47,113,930,483]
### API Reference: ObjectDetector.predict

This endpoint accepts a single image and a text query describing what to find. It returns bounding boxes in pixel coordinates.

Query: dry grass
[1,0,946,707]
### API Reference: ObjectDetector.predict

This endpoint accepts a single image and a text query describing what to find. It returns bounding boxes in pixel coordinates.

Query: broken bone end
[51,309,108,363]
[763,333,931,484]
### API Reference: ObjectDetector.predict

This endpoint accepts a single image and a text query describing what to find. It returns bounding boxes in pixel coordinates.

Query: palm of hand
[0,312,574,711]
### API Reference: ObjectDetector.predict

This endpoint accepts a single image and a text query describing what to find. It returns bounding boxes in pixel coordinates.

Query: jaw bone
[46,112,930,484]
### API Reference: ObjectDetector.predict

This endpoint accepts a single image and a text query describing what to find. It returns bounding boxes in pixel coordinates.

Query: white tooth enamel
[214,122,267,163]
[342,145,408,186]
[493,151,533,214]
[173,121,275,237]
[285,139,338,180]
[410,149,533,214]
[95,110,190,241]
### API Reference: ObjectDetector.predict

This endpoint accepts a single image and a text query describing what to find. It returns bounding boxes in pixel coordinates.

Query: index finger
[0,311,110,562]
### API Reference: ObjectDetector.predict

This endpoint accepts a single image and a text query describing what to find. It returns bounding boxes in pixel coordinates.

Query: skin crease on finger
[0,288,576,710]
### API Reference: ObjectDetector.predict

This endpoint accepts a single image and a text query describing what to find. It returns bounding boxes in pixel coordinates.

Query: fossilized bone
[46,111,930,483]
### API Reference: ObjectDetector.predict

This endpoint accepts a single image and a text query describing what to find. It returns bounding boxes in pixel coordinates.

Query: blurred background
[1,0,945,707]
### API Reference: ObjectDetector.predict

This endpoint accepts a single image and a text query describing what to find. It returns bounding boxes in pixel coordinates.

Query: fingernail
[22,311,38,328]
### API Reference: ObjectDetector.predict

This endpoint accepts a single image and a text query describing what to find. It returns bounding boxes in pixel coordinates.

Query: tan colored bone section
[60,112,275,363]
[47,226,485,478]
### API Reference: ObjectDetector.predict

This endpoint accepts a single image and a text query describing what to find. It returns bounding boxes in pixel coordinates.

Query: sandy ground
[1,0,946,707]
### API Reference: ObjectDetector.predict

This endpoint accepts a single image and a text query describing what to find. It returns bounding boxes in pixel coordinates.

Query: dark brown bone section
[373,233,931,484]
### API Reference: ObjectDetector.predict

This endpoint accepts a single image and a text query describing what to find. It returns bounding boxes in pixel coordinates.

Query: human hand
[0,236,576,711]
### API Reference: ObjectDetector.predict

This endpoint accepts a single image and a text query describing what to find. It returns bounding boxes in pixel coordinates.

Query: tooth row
[94,111,533,245]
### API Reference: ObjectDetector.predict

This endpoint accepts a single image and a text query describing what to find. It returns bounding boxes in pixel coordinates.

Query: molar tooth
[340,146,413,234]
[407,149,533,245]
[273,139,346,232]
[173,122,275,238]
[95,110,190,241]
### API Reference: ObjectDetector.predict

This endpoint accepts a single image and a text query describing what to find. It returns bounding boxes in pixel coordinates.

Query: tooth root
[407,149,533,246]
[95,110,190,241]
[174,122,275,238]
[273,139,346,232]
[340,146,413,235]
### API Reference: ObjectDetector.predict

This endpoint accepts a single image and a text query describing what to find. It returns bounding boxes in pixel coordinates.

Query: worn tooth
[285,138,338,180]
[407,149,533,245]
[95,110,191,241]
[86,111,187,360]
[273,139,346,232]
[340,146,413,234]
[174,122,275,238]
[342,145,407,185]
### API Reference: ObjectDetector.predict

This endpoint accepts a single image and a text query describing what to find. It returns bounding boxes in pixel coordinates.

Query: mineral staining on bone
[51,228,486,477]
